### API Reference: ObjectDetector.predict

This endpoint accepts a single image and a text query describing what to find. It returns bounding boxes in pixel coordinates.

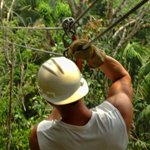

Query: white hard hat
[37,57,89,105]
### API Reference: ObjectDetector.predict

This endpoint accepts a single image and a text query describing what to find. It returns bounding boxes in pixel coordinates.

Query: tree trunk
[6,38,16,150]
[4,1,16,149]
[0,0,3,22]
[111,0,128,24]
[106,0,114,25]
[67,0,85,21]
[46,30,55,46]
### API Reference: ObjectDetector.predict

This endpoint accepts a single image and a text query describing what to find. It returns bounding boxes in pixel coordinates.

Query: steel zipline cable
[0,26,63,30]
[82,0,149,50]
[0,39,63,56]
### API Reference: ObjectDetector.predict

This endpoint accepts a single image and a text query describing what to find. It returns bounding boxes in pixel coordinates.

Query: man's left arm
[29,124,40,150]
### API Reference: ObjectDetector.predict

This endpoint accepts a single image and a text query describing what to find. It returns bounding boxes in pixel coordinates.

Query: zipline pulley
[62,17,77,49]
[62,17,76,38]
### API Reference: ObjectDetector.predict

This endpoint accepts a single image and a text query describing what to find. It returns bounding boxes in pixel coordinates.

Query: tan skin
[29,55,133,150]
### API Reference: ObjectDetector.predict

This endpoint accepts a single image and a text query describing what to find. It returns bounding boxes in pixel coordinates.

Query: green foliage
[13,0,41,26]
[51,0,72,26]
[113,0,146,14]
[0,18,53,149]
[137,105,150,123]
[83,69,105,108]
[38,2,53,25]
[139,76,150,102]
[1,0,150,149]
[38,0,71,26]
[121,43,144,85]
[88,0,106,18]
[128,140,150,150]
[140,61,150,77]
[54,1,71,20]
[123,42,150,150]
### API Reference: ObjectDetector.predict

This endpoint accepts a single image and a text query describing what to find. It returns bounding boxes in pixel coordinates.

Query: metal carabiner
[62,17,76,38]
[62,30,76,48]
[62,17,77,57]
[63,47,69,58]
[63,47,76,64]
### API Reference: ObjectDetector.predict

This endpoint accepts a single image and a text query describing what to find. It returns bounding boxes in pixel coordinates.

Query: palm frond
[136,105,150,124]
[13,0,41,26]
[30,0,39,8]
[139,61,150,76]
[123,43,144,64]
[18,7,40,26]
[139,75,150,102]
[123,43,144,76]
[132,42,150,58]
[25,0,32,6]
[20,5,30,11]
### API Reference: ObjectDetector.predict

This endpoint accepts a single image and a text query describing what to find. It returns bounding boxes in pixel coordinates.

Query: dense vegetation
[0,0,150,149]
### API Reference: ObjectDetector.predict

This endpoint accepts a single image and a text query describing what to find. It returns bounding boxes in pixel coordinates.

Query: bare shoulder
[29,124,40,150]
[107,93,133,134]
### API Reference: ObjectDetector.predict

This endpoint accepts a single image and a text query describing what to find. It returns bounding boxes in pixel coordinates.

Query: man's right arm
[100,55,133,100]
[100,55,133,134]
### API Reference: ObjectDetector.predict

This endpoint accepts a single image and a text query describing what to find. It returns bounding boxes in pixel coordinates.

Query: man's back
[37,101,128,150]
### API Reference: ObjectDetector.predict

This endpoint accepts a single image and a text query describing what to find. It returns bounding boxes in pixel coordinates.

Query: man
[29,39,133,150]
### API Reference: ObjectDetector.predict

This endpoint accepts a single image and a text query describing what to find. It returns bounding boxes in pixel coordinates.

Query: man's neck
[56,99,92,126]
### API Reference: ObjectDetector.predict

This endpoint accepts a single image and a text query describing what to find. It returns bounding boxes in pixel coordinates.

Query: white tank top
[37,101,129,150]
